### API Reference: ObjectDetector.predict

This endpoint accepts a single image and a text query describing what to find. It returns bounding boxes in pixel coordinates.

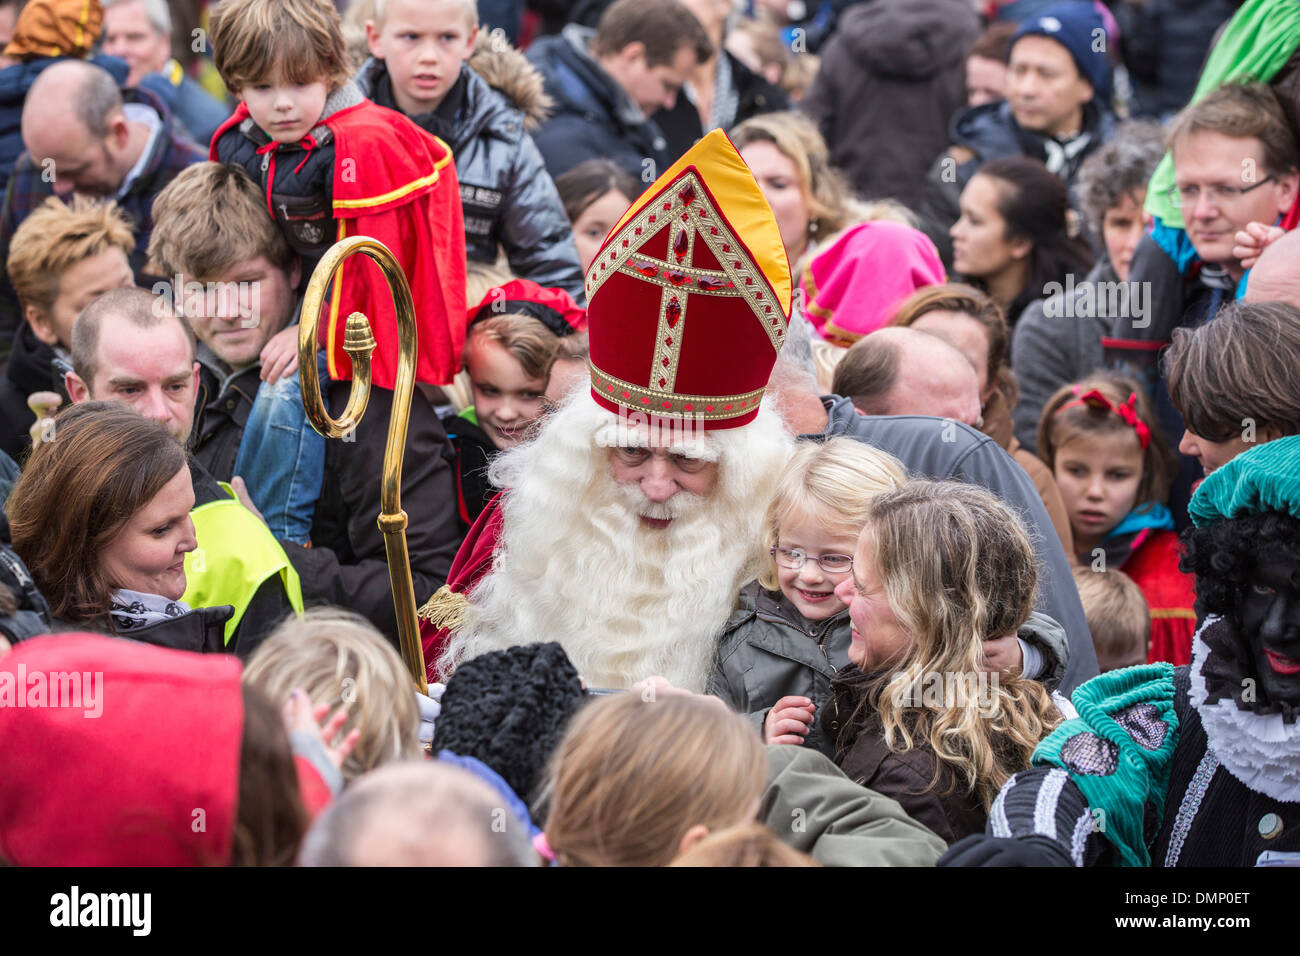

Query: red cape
[420,491,504,682]
[211,101,468,388]
[1125,530,1198,667]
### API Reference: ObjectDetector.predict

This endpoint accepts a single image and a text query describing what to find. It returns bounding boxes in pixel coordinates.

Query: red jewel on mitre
[585,130,793,430]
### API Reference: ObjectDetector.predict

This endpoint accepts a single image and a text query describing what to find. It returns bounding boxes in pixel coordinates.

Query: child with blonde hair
[669,820,820,867]
[1071,565,1151,673]
[242,607,421,784]
[1037,373,1195,665]
[543,691,766,867]
[708,437,906,757]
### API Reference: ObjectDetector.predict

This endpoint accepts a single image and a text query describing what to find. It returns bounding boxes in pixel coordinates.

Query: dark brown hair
[1036,373,1175,509]
[972,157,1094,317]
[1165,300,1300,443]
[592,0,712,67]
[890,282,1016,406]
[231,683,310,866]
[7,401,188,623]
[555,158,640,224]
[968,20,1017,65]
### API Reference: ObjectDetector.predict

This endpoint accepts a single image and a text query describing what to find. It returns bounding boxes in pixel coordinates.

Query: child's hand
[764,695,815,745]
[281,687,361,773]
[260,325,300,383]
[1232,221,1284,270]
[982,634,1023,678]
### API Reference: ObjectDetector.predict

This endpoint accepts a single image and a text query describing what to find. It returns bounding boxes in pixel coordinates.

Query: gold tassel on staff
[297,236,428,694]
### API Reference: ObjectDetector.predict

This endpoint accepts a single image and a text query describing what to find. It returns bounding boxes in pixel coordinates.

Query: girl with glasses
[707,438,906,757]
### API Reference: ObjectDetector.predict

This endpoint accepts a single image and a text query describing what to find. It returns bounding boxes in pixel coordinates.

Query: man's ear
[191,360,201,396]
[65,370,90,404]
[621,40,647,67]
[24,305,58,347]
[107,111,131,151]
[677,824,710,859]
[1274,168,1299,217]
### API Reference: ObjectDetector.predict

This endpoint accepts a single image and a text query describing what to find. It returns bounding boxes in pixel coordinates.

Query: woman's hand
[260,325,300,383]
[764,695,815,745]
[981,634,1023,678]
[281,688,361,773]
[1232,222,1285,271]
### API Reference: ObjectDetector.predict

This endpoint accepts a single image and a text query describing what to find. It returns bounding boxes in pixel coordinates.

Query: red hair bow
[1058,387,1151,449]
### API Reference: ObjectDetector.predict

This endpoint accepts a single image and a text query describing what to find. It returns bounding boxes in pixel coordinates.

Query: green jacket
[761,745,948,866]
[709,581,1072,758]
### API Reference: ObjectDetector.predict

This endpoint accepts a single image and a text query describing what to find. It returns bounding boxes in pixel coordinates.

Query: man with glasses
[1106,81,1299,526]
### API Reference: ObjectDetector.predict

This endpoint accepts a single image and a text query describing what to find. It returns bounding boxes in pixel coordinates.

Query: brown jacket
[824,669,987,845]
[982,390,1075,559]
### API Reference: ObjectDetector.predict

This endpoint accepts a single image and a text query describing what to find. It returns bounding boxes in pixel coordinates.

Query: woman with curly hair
[824,479,1062,844]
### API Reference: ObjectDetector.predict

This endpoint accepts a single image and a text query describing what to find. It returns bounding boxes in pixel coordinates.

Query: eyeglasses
[770,547,854,574]
[1167,175,1274,209]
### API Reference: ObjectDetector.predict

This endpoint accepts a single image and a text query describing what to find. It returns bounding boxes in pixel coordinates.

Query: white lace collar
[1190,615,1300,803]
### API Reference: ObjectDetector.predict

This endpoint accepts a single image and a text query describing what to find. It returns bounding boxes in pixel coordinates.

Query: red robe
[419,491,504,683]
[1126,529,1198,667]
[210,101,467,389]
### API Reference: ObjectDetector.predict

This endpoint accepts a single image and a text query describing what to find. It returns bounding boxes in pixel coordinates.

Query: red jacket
[0,633,333,865]
[210,100,468,389]
[1124,529,1198,667]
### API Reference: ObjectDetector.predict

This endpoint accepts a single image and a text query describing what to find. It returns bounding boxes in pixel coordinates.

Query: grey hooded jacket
[356,39,585,300]
[709,581,1071,759]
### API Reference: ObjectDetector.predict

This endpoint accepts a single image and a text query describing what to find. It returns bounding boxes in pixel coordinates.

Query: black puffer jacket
[526,24,669,181]
[356,38,584,299]
[919,99,1117,264]
[1118,0,1242,118]
[801,0,978,213]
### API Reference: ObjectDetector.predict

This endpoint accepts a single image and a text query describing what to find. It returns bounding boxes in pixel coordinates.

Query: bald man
[0,60,204,355]
[831,327,983,425]
[298,762,538,867]
[1243,227,1300,307]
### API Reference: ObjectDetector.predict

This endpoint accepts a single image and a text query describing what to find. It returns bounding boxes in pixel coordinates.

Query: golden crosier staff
[298,236,428,694]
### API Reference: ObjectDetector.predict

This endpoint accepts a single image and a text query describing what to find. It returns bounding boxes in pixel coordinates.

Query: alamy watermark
[151,276,262,328]
[1043,275,1151,328]
[888,670,1001,717]
[597,405,709,451]
[0,665,102,717]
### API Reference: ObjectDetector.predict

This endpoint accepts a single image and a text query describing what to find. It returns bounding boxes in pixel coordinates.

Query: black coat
[651,51,788,165]
[801,0,978,213]
[280,380,461,645]
[1118,0,1242,119]
[526,25,669,180]
[0,324,67,464]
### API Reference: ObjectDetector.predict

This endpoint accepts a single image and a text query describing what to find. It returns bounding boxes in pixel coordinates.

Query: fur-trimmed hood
[468,32,551,130]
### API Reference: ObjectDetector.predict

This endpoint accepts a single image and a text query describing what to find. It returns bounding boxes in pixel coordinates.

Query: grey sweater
[1010,259,1119,454]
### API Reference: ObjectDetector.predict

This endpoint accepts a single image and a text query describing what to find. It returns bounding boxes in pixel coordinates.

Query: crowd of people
[0,0,1297,870]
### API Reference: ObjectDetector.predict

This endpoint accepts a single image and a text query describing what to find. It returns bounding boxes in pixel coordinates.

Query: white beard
[438,391,793,691]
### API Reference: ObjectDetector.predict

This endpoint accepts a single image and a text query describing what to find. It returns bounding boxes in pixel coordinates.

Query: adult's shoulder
[812,397,1006,481]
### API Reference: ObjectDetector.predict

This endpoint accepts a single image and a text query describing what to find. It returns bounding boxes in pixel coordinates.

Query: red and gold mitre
[585,129,792,430]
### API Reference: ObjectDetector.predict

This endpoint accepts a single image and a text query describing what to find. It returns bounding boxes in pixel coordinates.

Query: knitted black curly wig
[1180,511,1300,619]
